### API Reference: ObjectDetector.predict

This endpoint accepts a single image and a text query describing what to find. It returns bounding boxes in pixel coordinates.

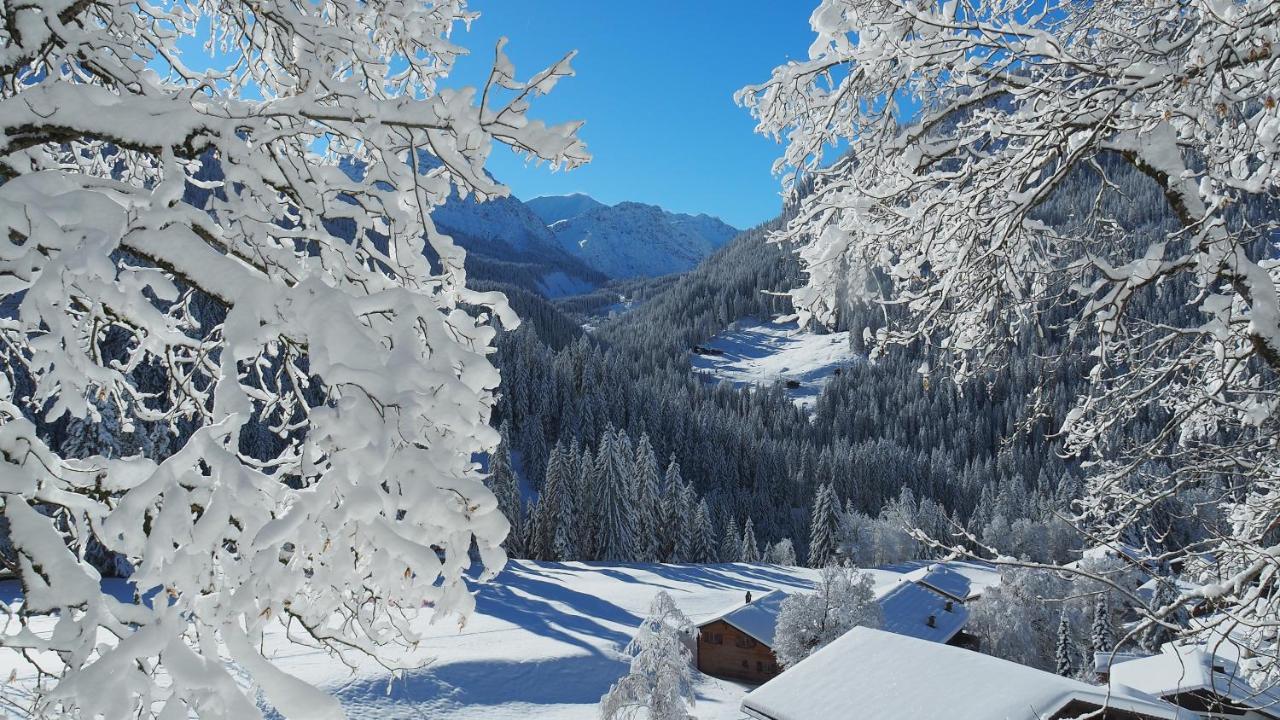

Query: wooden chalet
[695,589,788,684]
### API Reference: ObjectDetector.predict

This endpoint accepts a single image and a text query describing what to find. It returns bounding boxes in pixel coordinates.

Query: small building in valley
[695,589,787,684]
[741,627,1193,720]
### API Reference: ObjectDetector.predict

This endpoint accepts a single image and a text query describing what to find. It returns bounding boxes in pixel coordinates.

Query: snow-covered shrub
[600,591,697,720]
[0,0,587,715]
[773,565,882,668]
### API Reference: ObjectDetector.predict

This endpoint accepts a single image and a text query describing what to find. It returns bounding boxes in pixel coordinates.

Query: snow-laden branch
[743,0,1280,685]
[0,0,588,716]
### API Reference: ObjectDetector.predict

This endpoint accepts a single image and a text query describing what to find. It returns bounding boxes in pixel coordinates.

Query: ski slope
[0,562,910,719]
[690,320,858,409]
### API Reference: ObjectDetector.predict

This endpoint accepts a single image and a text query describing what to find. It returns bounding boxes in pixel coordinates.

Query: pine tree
[720,516,741,563]
[1090,592,1116,656]
[659,456,684,562]
[808,483,838,567]
[676,478,698,563]
[632,434,662,562]
[576,444,600,560]
[531,441,569,560]
[1141,576,1185,652]
[597,427,637,562]
[741,518,761,563]
[693,500,716,563]
[1056,609,1076,678]
[489,421,524,558]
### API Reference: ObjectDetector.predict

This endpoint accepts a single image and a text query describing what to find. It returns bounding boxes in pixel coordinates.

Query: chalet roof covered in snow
[901,563,973,601]
[741,627,1193,720]
[1110,643,1280,719]
[876,580,969,643]
[696,589,789,647]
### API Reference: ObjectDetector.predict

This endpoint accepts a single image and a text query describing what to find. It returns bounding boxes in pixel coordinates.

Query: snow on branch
[0,0,587,716]
[743,0,1280,686]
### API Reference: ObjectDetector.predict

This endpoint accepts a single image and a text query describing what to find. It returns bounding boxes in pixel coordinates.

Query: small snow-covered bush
[601,591,697,720]
[773,565,882,668]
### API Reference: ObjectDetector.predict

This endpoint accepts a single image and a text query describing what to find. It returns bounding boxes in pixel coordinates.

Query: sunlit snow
[690,320,858,408]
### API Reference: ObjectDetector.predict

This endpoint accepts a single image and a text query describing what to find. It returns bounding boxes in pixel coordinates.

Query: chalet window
[713,633,723,645]
[741,660,749,669]
[735,636,757,649]
[756,661,764,673]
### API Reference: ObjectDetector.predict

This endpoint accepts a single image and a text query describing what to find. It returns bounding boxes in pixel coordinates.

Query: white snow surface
[742,627,1193,720]
[3,562,885,719]
[690,320,857,408]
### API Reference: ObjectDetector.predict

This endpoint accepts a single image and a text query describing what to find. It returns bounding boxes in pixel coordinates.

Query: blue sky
[449,2,818,229]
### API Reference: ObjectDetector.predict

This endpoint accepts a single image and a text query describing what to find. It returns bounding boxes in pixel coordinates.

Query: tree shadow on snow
[474,575,641,651]
[642,564,816,593]
[331,654,629,711]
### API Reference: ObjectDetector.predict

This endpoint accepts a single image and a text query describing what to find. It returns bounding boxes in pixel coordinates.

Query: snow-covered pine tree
[530,441,570,560]
[1056,609,1076,678]
[720,516,741,563]
[741,518,761,563]
[659,456,684,562]
[597,427,637,562]
[693,500,717,563]
[1141,577,1185,653]
[808,483,838,567]
[1091,593,1116,656]
[632,434,662,562]
[676,477,699,563]
[577,444,601,560]
[490,421,525,558]
[600,591,696,720]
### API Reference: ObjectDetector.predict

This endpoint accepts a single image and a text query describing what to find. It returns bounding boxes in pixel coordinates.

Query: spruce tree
[531,441,569,560]
[597,427,637,562]
[1055,609,1076,678]
[808,483,838,567]
[660,457,685,562]
[693,500,716,563]
[489,421,524,558]
[741,518,761,563]
[720,516,741,563]
[1141,576,1184,652]
[1090,592,1115,655]
[632,434,662,562]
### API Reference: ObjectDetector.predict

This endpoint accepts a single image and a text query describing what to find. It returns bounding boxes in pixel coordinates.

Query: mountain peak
[527,193,609,226]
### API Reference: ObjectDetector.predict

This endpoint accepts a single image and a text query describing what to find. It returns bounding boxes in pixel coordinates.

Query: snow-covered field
[690,320,857,408]
[0,562,909,719]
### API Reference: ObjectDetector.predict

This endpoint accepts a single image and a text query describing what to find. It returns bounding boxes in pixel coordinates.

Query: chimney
[926,614,936,628]
[945,600,954,612]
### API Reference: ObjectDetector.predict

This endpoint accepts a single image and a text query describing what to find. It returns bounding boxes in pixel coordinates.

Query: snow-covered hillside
[2,563,903,719]
[691,320,858,408]
[537,198,740,279]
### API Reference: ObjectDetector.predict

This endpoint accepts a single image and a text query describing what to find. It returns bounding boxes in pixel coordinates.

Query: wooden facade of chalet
[697,618,781,684]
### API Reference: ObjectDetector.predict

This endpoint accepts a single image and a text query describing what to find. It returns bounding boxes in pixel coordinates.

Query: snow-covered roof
[901,563,972,601]
[1135,577,1205,611]
[876,580,969,644]
[1110,643,1280,719]
[741,627,1192,720]
[696,589,789,648]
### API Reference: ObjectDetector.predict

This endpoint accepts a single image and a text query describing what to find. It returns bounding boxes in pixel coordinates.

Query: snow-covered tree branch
[742,0,1280,682]
[0,0,587,715]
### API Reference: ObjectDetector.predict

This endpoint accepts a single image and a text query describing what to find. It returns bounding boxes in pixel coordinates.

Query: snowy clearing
[690,320,857,408]
[0,562,908,719]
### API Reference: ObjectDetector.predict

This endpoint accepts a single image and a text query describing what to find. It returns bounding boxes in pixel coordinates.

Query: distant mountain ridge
[527,195,740,279]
